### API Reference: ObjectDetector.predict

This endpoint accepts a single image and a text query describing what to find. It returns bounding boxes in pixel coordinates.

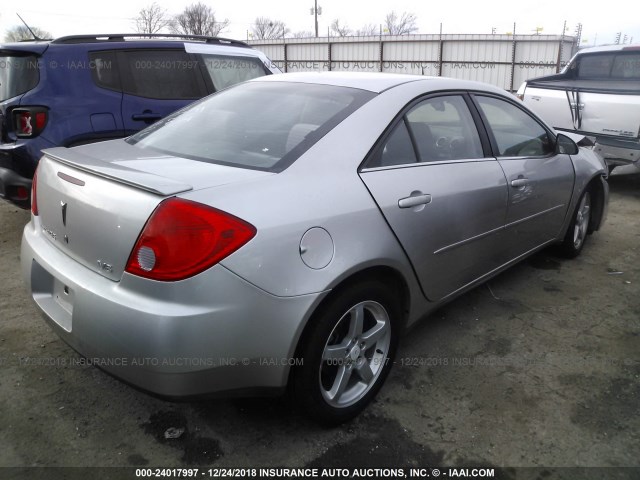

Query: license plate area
[53,278,74,316]
[31,261,73,332]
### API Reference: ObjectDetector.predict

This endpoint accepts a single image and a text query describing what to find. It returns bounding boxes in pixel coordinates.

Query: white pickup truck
[517,44,640,173]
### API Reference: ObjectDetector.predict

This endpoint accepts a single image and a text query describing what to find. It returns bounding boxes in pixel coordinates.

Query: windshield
[0,54,39,102]
[127,81,375,171]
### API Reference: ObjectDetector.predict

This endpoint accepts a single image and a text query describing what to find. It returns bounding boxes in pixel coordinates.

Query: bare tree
[4,25,52,42]
[291,30,314,39]
[330,19,352,37]
[251,17,289,39]
[171,2,229,37]
[355,24,378,36]
[134,3,171,35]
[384,11,418,35]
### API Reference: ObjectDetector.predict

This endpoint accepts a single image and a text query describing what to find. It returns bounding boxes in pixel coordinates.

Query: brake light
[125,198,256,281]
[13,107,48,138]
[31,169,39,216]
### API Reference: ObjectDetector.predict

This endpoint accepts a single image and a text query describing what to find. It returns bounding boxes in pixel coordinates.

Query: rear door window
[118,50,207,99]
[406,96,484,162]
[577,52,640,80]
[0,54,39,101]
[89,49,271,99]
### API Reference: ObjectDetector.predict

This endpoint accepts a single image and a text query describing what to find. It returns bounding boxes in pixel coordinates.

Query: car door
[472,94,575,259]
[118,49,209,135]
[360,94,509,302]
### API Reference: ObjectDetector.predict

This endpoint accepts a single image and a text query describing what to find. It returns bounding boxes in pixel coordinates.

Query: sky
[0,0,638,46]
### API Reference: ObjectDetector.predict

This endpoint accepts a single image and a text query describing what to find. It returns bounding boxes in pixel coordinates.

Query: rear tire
[292,280,401,425]
[558,189,592,258]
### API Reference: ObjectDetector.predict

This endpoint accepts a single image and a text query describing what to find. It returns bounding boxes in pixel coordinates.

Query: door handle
[398,194,432,208]
[510,178,529,188]
[131,111,162,123]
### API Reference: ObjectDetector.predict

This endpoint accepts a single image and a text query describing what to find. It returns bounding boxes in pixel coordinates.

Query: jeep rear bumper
[0,165,32,208]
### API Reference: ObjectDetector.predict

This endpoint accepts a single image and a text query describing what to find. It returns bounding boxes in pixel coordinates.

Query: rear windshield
[577,52,640,80]
[198,54,268,90]
[127,81,375,171]
[0,54,39,101]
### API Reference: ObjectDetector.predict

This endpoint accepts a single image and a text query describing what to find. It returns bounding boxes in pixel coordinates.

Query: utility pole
[310,1,322,37]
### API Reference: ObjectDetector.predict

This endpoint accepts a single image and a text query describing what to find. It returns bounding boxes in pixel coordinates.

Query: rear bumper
[0,138,53,207]
[0,165,32,208]
[594,137,640,169]
[21,217,324,397]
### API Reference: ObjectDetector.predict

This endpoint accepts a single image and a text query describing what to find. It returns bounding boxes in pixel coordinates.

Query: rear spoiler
[43,147,193,196]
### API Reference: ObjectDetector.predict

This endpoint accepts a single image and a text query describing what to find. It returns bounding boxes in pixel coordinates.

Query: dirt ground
[0,169,638,479]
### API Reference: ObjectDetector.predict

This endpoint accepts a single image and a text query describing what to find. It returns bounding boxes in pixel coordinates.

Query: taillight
[13,107,48,138]
[31,169,39,216]
[125,198,256,281]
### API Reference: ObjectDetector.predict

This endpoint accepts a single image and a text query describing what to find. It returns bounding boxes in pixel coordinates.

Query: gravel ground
[0,169,638,480]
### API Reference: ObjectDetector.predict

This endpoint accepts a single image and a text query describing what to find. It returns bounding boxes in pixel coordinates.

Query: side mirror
[556,133,579,155]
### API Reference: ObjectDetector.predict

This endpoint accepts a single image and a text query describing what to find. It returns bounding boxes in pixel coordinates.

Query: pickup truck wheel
[558,190,591,258]
[292,281,400,425]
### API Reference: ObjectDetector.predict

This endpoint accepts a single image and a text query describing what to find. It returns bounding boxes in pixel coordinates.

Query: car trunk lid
[35,142,272,281]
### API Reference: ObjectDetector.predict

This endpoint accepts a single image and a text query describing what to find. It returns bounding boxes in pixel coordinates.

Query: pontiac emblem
[61,201,67,227]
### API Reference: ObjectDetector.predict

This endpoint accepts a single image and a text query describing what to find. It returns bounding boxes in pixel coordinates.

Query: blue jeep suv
[0,34,279,208]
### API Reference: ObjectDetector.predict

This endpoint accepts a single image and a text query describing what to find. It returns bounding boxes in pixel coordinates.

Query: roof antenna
[16,13,41,41]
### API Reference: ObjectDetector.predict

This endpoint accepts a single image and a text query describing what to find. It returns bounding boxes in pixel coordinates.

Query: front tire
[292,281,401,425]
[558,189,592,258]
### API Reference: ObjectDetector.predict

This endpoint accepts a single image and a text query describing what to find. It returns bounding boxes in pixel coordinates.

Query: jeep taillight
[125,198,256,281]
[13,107,48,138]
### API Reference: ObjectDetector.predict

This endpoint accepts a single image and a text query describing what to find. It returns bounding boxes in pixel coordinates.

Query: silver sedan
[21,72,608,424]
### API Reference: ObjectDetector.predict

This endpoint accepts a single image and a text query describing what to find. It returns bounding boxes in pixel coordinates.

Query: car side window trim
[462,93,493,157]
[364,117,420,170]
[361,91,490,172]
[469,93,557,160]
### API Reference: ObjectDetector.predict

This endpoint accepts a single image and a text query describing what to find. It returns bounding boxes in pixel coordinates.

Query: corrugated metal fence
[249,34,577,92]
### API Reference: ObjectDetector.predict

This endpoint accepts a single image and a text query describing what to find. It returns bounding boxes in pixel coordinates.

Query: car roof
[0,34,251,54]
[575,44,640,55]
[0,42,49,54]
[253,71,508,95]
[49,34,250,47]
